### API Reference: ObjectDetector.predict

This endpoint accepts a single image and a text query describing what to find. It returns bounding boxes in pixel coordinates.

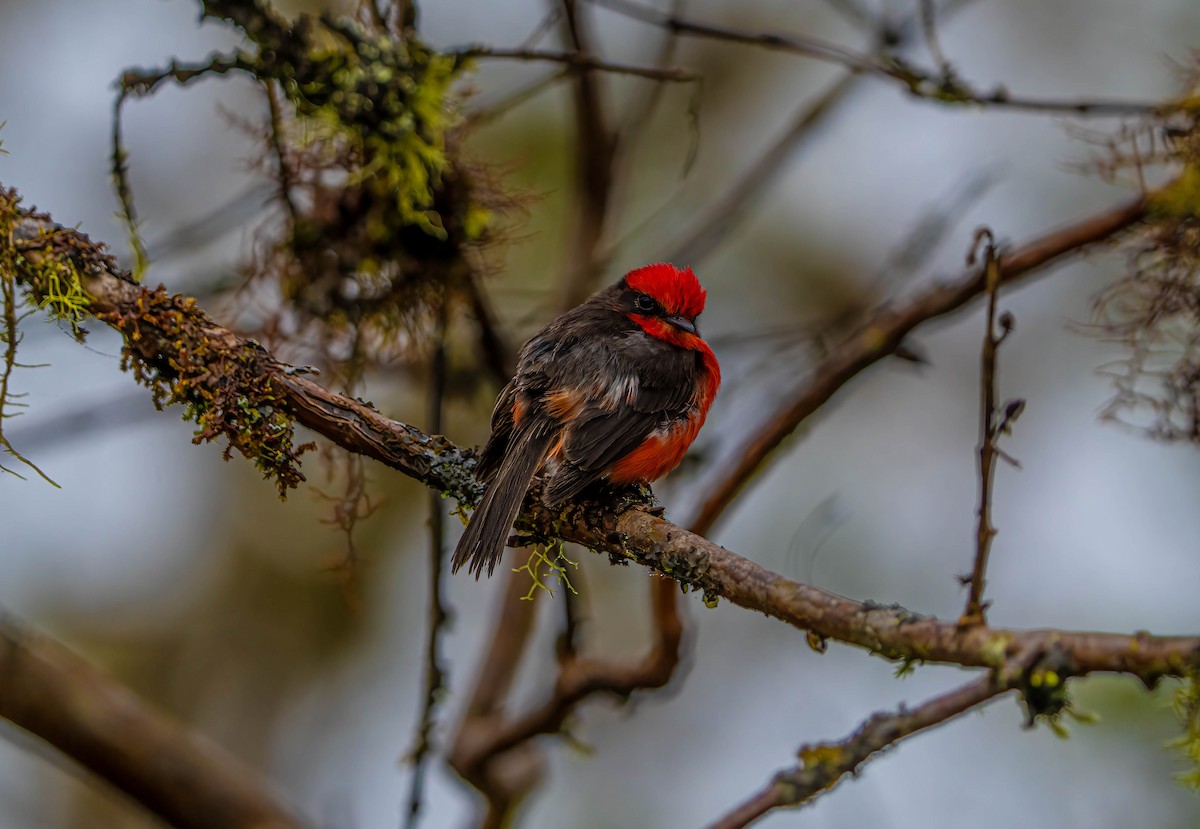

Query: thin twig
[960,230,1019,625]
[403,293,452,829]
[452,46,699,83]
[589,0,1174,116]
[554,0,620,310]
[465,69,570,127]
[709,676,1007,829]
[644,0,977,268]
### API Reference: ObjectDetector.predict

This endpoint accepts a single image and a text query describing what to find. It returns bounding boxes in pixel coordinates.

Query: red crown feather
[624,263,707,319]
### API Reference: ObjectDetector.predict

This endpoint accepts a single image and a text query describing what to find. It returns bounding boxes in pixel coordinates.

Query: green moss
[1170,672,1200,791]
[95,285,313,496]
[1148,163,1200,218]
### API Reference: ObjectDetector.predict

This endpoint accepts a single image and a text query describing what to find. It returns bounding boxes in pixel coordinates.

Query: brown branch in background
[463,271,516,385]
[555,0,620,310]
[960,231,1022,626]
[709,676,1006,829]
[465,69,570,127]
[589,0,1176,116]
[663,74,857,266]
[688,191,1153,537]
[403,294,452,829]
[449,571,544,827]
[452,45,700,83]
[0,614,306,829]
[651,0,977,268]
[918,0,952,76]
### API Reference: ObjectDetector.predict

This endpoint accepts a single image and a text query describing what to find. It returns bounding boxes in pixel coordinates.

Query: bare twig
[465,69,570,127]
[0,613,306,829]
[918,0,952,76]
[452,46,699,83]
[449,571,543,825]
[649,0,977,268]
[709,676,1007,829]
[403,295,452,829]
[554,0,620,310]
[688,191,1152,537]
[661,73,857,266]
[589,0,1175,116]
[960,230,1019,626]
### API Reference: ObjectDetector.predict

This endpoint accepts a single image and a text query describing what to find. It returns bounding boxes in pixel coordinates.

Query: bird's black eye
[635,294,659,314]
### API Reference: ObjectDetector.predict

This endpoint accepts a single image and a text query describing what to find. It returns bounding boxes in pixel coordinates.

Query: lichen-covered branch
[4,193,1196,691]
[0,613,306,829]
[709,676,1007,829]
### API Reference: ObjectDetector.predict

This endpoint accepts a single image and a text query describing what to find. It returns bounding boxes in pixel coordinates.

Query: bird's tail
[452,427,556,578]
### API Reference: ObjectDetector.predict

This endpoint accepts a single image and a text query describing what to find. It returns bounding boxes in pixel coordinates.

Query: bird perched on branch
[452,263,721,577]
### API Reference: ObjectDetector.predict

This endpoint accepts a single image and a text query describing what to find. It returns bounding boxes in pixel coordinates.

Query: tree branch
[5,192,1196,704]
[589,0,1176,116]
[0,613,306,829]
[451,45,699,83]
[709,676,1007,829]
[687,191,1152,537]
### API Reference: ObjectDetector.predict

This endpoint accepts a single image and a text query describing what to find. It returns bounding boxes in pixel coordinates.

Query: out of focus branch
[658,0,975,266]
[960,232,1021,626]
[0,614,305,829]
[687,191,1152,536]
[590,0,1176,116]
[453,45,700,83]
[709,676,1007,829]
[555,0,619,309]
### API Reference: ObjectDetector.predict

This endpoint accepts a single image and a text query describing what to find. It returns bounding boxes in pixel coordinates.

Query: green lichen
[514,540,578,601]
[95,284,313,496]
[1170,672,1200,791]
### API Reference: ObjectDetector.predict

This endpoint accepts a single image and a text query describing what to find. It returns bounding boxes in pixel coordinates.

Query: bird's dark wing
[539,333,698,505]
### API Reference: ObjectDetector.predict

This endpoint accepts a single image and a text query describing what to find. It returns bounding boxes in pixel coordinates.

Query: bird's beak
[665,315,696,334]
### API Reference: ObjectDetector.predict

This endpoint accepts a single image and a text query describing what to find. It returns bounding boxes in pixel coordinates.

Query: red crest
[624,263,707,319]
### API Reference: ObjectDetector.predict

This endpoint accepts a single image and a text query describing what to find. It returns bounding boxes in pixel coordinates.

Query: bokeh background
[3,0,1200,826]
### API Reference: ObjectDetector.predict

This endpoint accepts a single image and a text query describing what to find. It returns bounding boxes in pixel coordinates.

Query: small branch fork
[708,676,1006,829]
[960,230,1023,626]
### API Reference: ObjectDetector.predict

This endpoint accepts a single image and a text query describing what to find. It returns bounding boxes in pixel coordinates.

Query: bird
[451,263,720,578]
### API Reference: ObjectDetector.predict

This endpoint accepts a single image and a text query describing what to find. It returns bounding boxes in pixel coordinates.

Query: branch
[687,191,1152,537]
[5,195,1197,686]
[709,676,1006,829]
[554,0,620,310]
[656,0,974,267]
[960,231,1021,626]
[403,295,452,829]
[451,45,699,83]
[0,613,305,829]
[589,0,1175,116]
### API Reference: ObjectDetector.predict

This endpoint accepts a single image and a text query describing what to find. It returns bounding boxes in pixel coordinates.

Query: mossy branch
[2,190,1196,690]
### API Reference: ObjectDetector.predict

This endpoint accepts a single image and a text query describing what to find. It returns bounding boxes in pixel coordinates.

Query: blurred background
[2,0,1199,826]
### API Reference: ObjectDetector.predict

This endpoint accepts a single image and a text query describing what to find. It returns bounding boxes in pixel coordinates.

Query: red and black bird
[452,263,720,577]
